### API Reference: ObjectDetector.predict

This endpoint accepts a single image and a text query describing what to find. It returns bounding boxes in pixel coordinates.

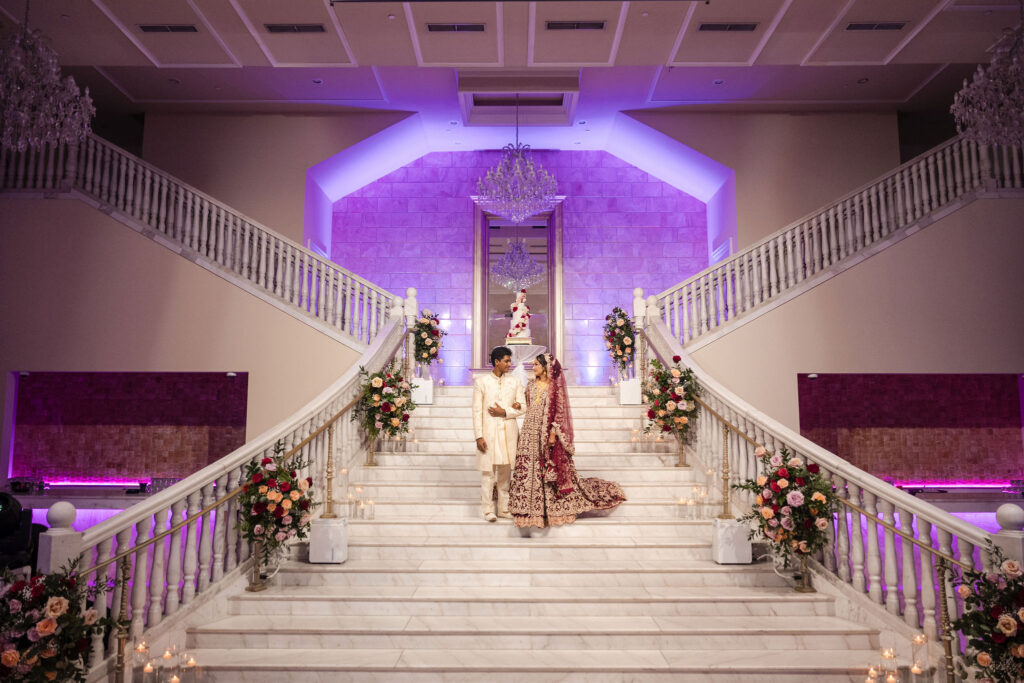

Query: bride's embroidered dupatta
[544,358,577,496]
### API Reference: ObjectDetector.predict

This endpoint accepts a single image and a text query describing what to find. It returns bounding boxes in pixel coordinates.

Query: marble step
[345,481,705,501]
[372,453,680,467]
[188,614,876,651]
[414,407,647,421]
[366,499,687,518]
[273,559,791,588]
[346,518,714,539]
[351,465,702,484]
[344,537,713,561]
[403,428,656,442]
[229,585,835,617]
[409,415,648,430]
[391,436,674,451]
[176,647,879,682]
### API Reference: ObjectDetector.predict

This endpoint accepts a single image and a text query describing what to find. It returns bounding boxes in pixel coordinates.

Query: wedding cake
[506,289,532,345]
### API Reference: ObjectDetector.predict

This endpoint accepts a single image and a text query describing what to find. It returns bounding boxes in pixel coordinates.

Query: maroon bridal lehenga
[509,356,626,528]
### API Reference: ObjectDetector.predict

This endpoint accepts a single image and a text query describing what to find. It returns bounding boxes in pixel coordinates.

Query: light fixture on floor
[951,0,1024,146]
[0,0,95,151]
[473,94,561,224]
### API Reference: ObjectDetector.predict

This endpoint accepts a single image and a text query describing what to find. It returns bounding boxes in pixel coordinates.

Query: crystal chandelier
[490,237,544,292]
[473,94,560,224]
[0,0,95,152]
[950,1,1024,147]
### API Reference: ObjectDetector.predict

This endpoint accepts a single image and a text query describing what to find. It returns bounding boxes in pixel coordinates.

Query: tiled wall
[12,372,247,481]
[798,373,1024,482]
[331,150,708,385]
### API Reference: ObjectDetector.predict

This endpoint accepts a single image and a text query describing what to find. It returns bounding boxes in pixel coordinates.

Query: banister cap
[46,501,76,529]
[997,503,1024,532]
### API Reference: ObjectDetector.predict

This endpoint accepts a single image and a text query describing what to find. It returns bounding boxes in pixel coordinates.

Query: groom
[472,346,526,522]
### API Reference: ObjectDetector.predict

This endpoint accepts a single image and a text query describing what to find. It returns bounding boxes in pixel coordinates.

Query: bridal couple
[472,346,626,528]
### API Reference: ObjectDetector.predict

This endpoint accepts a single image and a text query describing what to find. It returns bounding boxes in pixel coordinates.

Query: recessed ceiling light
[713,79,725,85]
[449,120,458,126]
[857,77,869,84]
[577,119,587,125]
[59,14,71,21]
[312,78,324,84]
[574,141,581,145]
[387,13,396,20]
[167,78,181,85]
[454,141,462,145]
[641,11,649,17]
[807,373,819,380]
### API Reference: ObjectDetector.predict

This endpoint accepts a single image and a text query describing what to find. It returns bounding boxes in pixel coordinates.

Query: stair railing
[639,312,997,672]
[655,136,1024,348]
[0,136,394,347]
[60,289,419,679]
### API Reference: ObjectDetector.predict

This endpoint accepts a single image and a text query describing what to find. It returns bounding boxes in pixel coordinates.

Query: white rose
[666,401,677,411]
[371,377,383,388]
[419,318,428,324]
[623,337,632,346]
[1003,560,1023,579]
[421,332,428,339]
[422,309,432,317]
[425,338,433,345]
[616,318,625,326]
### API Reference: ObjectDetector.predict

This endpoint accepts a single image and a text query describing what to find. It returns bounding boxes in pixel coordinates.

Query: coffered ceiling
[0,0,1017,120]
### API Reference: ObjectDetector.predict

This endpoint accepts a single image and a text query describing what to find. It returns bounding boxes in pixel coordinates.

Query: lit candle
[912,634,926,645]
[143,662,154,673]
[881,648,895,661]
[135,641,148,653]
[170,676,180,683]
[186,656,197,668]
[162,649,173,660]
[886,674,897,683]
[911,662,923,675]
[867,665,878,678]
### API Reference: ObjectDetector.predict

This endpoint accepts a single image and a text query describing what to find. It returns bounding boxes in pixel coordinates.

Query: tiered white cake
[506,289,532,345]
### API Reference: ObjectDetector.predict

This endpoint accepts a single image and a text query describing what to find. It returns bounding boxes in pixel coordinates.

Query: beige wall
[142,111,408,246]
[631,111,900,249]
[690,198,1024,431]
[0,198,360,456]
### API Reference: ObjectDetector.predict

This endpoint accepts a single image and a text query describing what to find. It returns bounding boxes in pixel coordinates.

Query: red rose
[807,463,820,474]
[771,504,780,513]
[291,470,297,478]
[770,482,781,493]
[306,477,313,486]
[381,402,391,412]
[77,637,89,653]
[280,482,291,492]
[803,519,813,529]
[992,605,1004,618]
[402,413,410,422]
[254,502,267,514]
[512,306,518,312]
[647,410,656,419]
[993,633,1007,643]
[776,467,789,479]
[521,289,526,293]
[300,499,311,510]
[431,330,439,336]
[662,425,671,432]
[672,355,681,363]
[31,584,44,599]
[267,478,278,489]
[606,315,611,320]
[244,484,250,493]
[252,472,263,484]
[9,580,26,595]
[795,477,806,486]
[260,457,272,465]
[273,507,285,518]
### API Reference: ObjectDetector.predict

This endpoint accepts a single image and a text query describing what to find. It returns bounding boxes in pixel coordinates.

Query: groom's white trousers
[481,464,511,515]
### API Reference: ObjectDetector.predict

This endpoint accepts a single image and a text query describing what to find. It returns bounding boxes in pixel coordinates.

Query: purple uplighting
[44,479,149,487]
[894,481,1014,489]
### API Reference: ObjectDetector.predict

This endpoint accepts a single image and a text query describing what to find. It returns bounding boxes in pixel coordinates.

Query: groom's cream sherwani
[472,371,526,516]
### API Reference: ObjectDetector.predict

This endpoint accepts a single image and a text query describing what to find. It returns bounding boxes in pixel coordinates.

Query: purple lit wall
[798,373,1024,484]
[331,150,708,384]
[12,372,247,482]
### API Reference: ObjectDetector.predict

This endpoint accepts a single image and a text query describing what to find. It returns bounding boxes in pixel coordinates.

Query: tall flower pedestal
[794,555,815,593]
[308,517,348,564]
[618,377,641,405]
[412,363,434,405]
[246,541,270,592]
[711,518,752,564]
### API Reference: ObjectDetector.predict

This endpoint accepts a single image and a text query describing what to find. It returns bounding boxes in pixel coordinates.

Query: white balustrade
[1,134,396,347]
[654,136,1022,347]
[642,317,992,639]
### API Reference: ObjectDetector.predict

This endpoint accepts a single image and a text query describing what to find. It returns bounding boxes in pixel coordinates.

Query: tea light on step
[358,501,366,518]
[367,499,375,520]
[885,674,897,683]
[162,649,173,661]
[170,676,180,683]
[912,634,926,645]
[867,665,878,678]
[135,641,148,654]
[910,661,923,675]
[186,655,197,668]
[143,662,154,674]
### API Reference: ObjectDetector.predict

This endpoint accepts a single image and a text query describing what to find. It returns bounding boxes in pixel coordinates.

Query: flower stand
[308,517,348,564]
[618,377,641,405]
[711,518,752,564]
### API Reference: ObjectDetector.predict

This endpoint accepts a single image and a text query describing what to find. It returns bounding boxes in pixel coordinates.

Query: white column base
[308,517,348,564]
[618,378,642,405]
[711,518,752,564]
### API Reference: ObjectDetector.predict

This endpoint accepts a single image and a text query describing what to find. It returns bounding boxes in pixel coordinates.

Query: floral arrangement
[951,545,1024,683]
[642,355,699,436]
[238,440,318,562]
[412,308,445,366]
[603,307,638,374]
[733,446,838,565]
[352,363,416,441]
[0,562,109,682]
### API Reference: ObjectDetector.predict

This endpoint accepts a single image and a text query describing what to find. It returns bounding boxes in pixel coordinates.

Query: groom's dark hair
[490,346,512,365]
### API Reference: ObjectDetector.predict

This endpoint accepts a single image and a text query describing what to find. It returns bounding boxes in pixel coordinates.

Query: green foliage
[641,356,699,438]
[351,362,416,441]
[602,307,638,373]
[411,309,446,367]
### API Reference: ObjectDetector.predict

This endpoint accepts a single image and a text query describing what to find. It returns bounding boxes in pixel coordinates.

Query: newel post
[632,288,646,379]
[36,502,82,574]
[995,503,1024,564]
[403,287,418,379]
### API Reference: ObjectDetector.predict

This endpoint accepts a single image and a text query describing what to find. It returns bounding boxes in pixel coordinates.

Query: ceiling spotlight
[387,13,396,20]
[312,78,324,84]
[226,372,237,378]
[449,120,458,126]
[713,78,725,85]
[577,119,587,125]
[641,11,649,17]
[574,141,581,145]
[857,77,869,84]
[167,77,181,85]
[807,373,819,380]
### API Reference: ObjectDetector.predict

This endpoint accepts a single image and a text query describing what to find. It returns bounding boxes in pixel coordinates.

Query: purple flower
[768,519,779,527]
[786,490,805,507]
[7,600,21,614]
[253,524,264,535]
[274,531,287,542]
[769,454,784,467]
[780,506,792,517]
[780,517,795,531]
[282,516,293,525]
[26,627,40,643]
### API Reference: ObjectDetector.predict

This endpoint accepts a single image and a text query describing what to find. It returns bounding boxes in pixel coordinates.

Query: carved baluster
[181,490,201,605]
[147,507,171,626]
[936,528,957,632]
[225,466,241,573]
[918,518,938,640]
[90,538,114,666]
[197,482,216,593]
[833,475,851,582]
[334,274,346,330]
[212,474,229,583]
[1011,144,1022,188]
[258,231,269,289]
[24,145,37,189]
[165,499,185,617]
[107,528,132,651]
[130,518,151,638]
[898,507,920,628]
[926,153,938,214]
[879,499,899,614]
[863,491,883,605]
[848,483,866,592]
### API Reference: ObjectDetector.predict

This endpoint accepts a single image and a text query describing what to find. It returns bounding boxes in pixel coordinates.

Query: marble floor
[185,386,882,681]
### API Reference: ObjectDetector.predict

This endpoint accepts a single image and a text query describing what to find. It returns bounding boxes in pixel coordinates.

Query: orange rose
[35,618,57,636]
[39,648,56,659]
[1,650,19,667]
[977,652,992,667]
[44,596,69,618]
[44,672,57,681]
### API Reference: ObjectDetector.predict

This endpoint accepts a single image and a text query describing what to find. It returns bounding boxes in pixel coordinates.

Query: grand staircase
[181,386,881,681]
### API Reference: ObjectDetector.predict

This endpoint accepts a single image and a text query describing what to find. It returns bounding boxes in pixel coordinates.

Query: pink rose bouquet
[603,307,639,374]
[641,356,699,438]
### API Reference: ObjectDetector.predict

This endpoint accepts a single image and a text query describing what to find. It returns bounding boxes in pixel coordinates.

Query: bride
[509,353,626,528]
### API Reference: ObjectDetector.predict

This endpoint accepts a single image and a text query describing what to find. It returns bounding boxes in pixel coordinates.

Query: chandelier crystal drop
[950,3,1024,147]
[0,1,95,152]
[489,237,544,292]
[473,94,560,224]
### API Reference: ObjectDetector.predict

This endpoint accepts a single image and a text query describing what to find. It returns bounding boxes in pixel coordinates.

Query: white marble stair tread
[192,613,872,637]
[347,536,710,549]
[347,518,713,539]
[352,465,699,481]
[181,647,879,678]
[279,558,775,574]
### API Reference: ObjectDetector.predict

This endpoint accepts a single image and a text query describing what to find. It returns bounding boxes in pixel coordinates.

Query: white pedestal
[711,518,752,564]
[411,377,434,405]
[618,377,642,405]
[308,517,348,564]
